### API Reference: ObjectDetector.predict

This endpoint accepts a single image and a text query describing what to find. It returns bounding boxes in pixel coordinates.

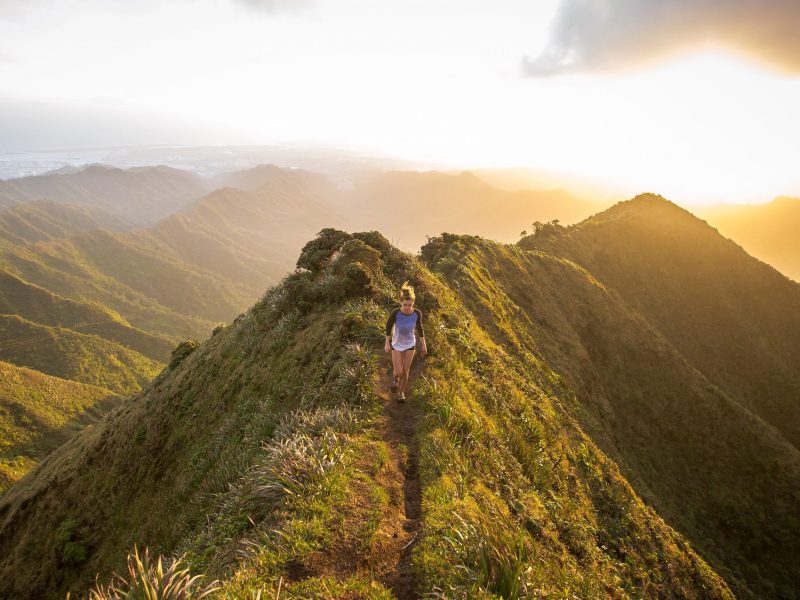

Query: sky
[1,0,799,204]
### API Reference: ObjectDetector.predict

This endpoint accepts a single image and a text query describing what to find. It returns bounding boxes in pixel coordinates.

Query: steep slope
[422,232,800,598]
[0,200,131,247]
[0,315,162,394]
[0,179,32,210]
[0,269,173,361]
[0,229,735,599]
[0,231,241,338]
[136,172,349,288]
[520,193,800,451]
[347,170,600,250]
[0,166,350,343]
[0,361,120,494]
[697,196,800,281]
[4,165,209,225]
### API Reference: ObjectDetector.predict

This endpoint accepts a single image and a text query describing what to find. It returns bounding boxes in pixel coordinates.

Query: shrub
[168,340,198,370]
[296,228,353,272]
[55,518,88,566]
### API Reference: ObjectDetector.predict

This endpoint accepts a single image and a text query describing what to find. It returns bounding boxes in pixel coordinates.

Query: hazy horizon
[2,1,800,206]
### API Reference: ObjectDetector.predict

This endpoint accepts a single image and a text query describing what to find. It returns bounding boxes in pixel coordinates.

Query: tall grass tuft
[432,511,534,599]
[240,430,349,518]
[85,544,219,599]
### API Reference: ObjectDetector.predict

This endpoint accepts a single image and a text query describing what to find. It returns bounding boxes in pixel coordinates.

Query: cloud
[233,0,313,14]
[524,0,800,76]
[0,0,46,19]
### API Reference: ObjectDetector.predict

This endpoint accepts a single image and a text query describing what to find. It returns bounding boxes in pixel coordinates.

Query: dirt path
[370,354,424,599]
[290,352,425,598]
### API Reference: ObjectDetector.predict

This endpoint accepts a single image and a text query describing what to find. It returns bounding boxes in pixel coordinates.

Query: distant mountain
[139,168,350,285]
[471,166,624,205]
[2,165,209,225]
[0,200,131,246]
[0,268,173,361]
[347,170,602,250]
[211,163,339,197]
[0,314,162,394]
[0,360,120,494]
[520,193,800,451]
[0,179,32,210]
[697,196,800,281]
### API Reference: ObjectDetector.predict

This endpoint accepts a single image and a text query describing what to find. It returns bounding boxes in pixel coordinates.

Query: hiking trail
[290,351,424,599]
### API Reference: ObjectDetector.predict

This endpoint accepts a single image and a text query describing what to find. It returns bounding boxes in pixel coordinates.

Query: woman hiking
[384,281,427,402]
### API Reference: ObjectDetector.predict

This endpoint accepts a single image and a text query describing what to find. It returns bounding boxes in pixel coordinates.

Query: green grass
[4,224,786,599]
[0,314,162,394]
[0,360,121,493]
[422,229,800,599]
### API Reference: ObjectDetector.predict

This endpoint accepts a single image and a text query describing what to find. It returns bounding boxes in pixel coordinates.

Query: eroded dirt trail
[290,352,425,599]
[370,354,424,599]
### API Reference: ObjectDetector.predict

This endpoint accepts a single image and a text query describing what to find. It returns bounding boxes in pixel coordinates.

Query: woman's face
[400,298,414,313]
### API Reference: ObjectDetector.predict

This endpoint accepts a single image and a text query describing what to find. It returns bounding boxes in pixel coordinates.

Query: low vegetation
[0,360,120,493]
[1,197,798,598]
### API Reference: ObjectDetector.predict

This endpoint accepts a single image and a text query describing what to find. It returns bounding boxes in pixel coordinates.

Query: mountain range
[0,194,797,598]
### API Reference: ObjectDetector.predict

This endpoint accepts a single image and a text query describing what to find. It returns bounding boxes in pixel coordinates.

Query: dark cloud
[524,0,800,76]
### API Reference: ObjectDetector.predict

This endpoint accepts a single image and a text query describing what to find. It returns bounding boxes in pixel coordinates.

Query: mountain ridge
[1,214,796,597]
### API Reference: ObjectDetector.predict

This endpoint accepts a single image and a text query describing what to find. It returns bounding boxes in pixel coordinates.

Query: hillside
[0,361,120,494]
[0,167,352,344]
[212,163,340,197]
[2,164,209,225]
[0,230,243,339]
[520,194,800,451]
[426,230,800,598]
[5,227,794,598]
[697,196,800,281]
[0,200,131,247]
[137,169,350,286]
[0,315,162,394]
[0,268,173,361]
[0,179,32,210]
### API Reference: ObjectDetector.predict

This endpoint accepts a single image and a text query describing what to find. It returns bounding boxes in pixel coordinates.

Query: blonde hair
[400,281,415,302]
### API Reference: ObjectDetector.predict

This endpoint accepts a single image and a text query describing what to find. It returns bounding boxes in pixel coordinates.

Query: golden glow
[0,2,798,205]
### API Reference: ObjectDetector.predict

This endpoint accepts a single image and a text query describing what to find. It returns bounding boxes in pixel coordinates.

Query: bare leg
[399,348,416,395]
[391,349,404,392]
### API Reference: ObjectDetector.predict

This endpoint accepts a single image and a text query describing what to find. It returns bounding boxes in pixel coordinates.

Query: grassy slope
[0,314,162,395]
[0,180,31,210]
[0,360,120,494]
[421,232,800,598]
[0,230,733,599]
[64,229,252,323]
[0,236,222,339]
[0,200,131,246]
[5,165,208,226]
[520,194,800,451]
[0,167,348,342]
[0,268,173,361]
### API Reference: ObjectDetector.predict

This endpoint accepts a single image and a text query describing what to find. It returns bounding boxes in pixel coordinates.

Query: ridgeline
[1,195,798,599]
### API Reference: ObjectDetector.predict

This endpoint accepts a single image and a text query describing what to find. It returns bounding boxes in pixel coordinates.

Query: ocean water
[0,149,112,180]
[0,145,429,183]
